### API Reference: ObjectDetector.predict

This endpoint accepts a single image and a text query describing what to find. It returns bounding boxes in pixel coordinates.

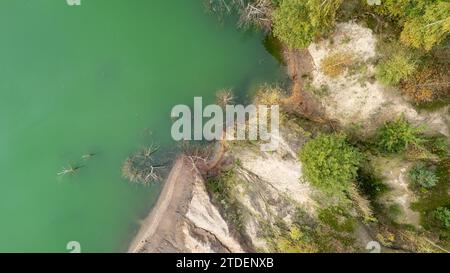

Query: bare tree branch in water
[122,144,168,184]
[179,141,216,173]
[204,0,244,15]
[81,153,96,160]
[238,0,273,29]
[204,0,273,30]
[57,165,83,176]
[216,88,235,108]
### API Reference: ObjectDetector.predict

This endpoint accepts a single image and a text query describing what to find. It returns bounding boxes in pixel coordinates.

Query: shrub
[375,53,417,86]
[320,52,355,77]
[318,206,355,233]
[272,0,342,49]
[399,2,450,51]
[400,66,449,104]
[426,135,450,157]
[372,1,450,51]
[273,225,318,253]
[434,207,450,229]
[253,85,286,106]
[299,134,361,194]
[376,116,425,153]
[316,206,357,251]
[408,162,438,189]
[404,145,436,161]
[272,0,311,49]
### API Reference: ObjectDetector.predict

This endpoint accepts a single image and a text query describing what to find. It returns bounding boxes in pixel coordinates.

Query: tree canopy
[299,134,361,194]
[376,116,425,153]
[400,2,450,51]
[374,0,450,51]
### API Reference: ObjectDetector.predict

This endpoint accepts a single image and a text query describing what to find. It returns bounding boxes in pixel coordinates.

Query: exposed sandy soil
[183,173,244,253]
[373,157,421,227]
[308,22,449,137]
[304,22,447,229]
[128,127,318,253]
[128,156,242,253]
[236,139,316,213]
[222,123,319,251]
[128,156,191,252]
[127,21,447,254]
[284,47,326,122]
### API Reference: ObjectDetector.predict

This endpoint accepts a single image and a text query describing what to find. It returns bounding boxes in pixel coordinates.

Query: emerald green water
[0,1,283,252]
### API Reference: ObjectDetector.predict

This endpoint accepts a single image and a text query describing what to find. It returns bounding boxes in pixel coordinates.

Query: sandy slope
[308,22,449,137]
[128,156,186,253]
[128,156,243,253]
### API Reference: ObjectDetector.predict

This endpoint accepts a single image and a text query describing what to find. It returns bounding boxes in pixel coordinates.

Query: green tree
[376,116,425,153]
[400,2,450,51]
[299,134,361,194]
[272,0,343,49]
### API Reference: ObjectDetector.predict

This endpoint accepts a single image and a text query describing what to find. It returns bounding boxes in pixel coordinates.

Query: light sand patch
[374,157,420,227]
[128,156,243,253]
[185,175,244,253]
[239,152,314,209]
[308,22,449,137]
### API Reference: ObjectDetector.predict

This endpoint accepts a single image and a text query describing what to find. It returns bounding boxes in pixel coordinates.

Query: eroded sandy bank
[128,155,243,253]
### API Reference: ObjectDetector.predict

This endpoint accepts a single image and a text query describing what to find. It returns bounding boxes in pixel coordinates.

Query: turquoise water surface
[0,0,283,252]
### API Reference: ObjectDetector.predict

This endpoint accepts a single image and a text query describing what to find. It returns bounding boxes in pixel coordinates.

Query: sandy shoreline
[127,148,246,253]
[127,156,187,253]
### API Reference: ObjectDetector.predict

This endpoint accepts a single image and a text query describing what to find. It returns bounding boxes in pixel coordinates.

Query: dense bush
[372,0,450,51]
[376,116,425,153]
[434,207,450,229]
[253,84,286,106]
[375,53,417,86]
[400,1,450,51]
[273,225,318,253]
[299,134,361,194]
[272,0,342,49]
[408,162,438,189]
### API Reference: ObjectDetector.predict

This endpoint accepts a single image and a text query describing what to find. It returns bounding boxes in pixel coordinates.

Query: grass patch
[318,206,356,233]
[264,219,319,253]
[316,206,358,251]
[320,52,356,78]
[264,206,359,253]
